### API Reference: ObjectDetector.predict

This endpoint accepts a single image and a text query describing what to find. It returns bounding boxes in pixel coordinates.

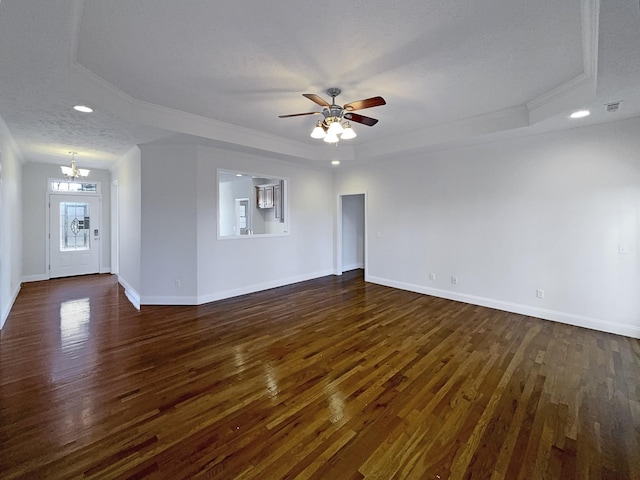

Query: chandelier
[60,152,90,180]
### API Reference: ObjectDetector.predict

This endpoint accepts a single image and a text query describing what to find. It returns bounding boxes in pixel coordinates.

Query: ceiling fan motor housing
[278,87,384,127]
[323,106,344,121]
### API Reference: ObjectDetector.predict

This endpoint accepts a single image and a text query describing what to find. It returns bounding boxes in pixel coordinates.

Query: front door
[49,194,101,278]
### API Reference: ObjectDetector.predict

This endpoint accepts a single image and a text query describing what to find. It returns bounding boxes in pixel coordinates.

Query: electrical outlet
[536,289,544,299]
[429,273,436,281]
[451,276,458,285]
[175,279,181,287]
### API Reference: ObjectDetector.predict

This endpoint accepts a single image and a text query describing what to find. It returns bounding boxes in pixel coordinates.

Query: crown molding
[581,0,600,80]
[355,105,530,162]
[525,0,599,124]
[69,61,354,164]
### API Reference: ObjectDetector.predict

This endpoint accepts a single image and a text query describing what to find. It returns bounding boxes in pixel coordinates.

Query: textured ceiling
[0,0,639,168]
[0,0,169,168]
[76,0,582,140]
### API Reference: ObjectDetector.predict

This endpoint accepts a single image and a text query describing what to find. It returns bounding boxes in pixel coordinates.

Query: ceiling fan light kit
[279,88,385,144]
[340,122,356,139]
[310,121,326,139]
[328,119,344,135]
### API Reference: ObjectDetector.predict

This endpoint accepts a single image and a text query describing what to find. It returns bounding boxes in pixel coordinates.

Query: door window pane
[60,202,90,251]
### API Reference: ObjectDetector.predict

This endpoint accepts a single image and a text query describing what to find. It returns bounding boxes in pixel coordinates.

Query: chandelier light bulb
[60,152,90,180]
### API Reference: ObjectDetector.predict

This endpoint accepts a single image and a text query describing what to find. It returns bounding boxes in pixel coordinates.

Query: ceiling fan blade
[278,112,321,118]
[344,112,378,126]
[302,93,331,108]
[344,96,386,111]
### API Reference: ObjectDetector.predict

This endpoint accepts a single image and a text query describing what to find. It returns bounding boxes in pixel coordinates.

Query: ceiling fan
[279,88,386,143]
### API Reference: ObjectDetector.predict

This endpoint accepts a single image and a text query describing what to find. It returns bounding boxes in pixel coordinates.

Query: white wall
[21,163,111,281]
[111,146,141,306]
[136,143,333,304]
[140,144,198,304]
[342,194,365,271]
[0,115,22,329]
[196,145,334,303]
[335,117,640,338]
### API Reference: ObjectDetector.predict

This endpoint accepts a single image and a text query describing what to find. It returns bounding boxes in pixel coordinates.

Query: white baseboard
[366,275,640,339]
[1,283,21,330]
[342,263,364,272]
[118,276,141,310]
[196,269,335,305]
[22,274,48,283]
[142,295,198,305]
[22,270,110,282]
[121,270,334,307]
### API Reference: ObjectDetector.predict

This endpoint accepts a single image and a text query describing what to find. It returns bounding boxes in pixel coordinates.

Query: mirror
[218,170,288,237]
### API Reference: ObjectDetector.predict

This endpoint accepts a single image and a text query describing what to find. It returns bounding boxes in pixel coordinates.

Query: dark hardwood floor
[1,271,639,479]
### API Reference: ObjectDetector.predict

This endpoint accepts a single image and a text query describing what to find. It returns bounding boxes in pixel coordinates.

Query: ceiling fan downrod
[325,88,343,120]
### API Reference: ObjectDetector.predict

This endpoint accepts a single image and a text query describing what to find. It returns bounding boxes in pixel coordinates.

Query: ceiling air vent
[605,102,621,113]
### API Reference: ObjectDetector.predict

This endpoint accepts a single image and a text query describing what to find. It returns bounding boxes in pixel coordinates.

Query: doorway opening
[235,198,251,235]
[338,193,366,276]
[111,180,119,275]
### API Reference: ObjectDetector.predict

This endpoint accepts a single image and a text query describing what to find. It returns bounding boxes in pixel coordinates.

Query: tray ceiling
[0,0,638,167]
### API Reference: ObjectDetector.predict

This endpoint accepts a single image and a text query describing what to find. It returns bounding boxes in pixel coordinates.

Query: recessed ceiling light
[331,160,340,165]
[73,105,93,113]
[236,174,243,177]
[570,110,590,119]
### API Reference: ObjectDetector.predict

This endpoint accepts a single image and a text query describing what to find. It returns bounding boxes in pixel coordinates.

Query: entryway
[49,193,101,278]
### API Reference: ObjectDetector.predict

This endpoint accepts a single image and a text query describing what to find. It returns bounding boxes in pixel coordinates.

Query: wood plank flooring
[1,271,639,479]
